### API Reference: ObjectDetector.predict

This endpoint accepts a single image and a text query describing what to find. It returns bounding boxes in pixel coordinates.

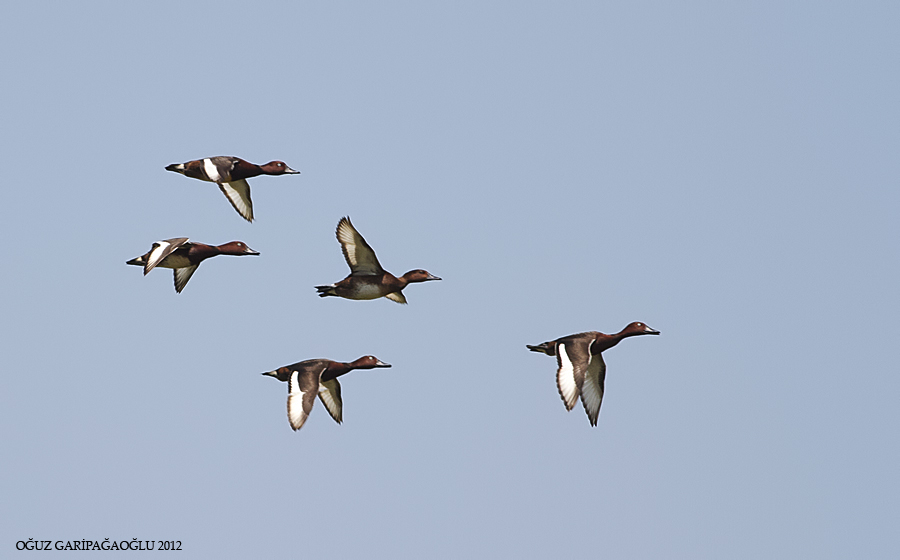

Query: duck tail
[126,256,145,267]
[315,284,337,297]
[165,163,185,174]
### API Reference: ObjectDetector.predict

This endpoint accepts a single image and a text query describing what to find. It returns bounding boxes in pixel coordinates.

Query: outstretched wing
[218,179,254,222]
[318,379,343,424]
[287,365,324,431]
[336,217,383,275]
[173,265,199,293]
[580,353,606,426]
[144,237,189,275]
[555,337,593,411]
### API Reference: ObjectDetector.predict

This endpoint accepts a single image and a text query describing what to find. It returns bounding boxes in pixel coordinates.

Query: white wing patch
[581,353,606,427]
[145,241,173,274]
[318,379,343,424]
[287,370,313,431]
[203,158,222,182]
[143,238,189,275]
[556,343,579,411]
[173,265,199,293]
[218,179,254,222]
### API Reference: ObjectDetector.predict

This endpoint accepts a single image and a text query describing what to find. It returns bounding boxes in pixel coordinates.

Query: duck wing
[384,291,407,304]
[580,353,606,426]
[218,179,254,222]
[143,237,190,275]
[336,217,383,275]
[286,364,326,431]
[317,379,343,424]
[173,265,199,293]
[555,337,594,411]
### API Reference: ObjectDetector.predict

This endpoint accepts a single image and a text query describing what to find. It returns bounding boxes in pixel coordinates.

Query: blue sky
[2,2,898,558]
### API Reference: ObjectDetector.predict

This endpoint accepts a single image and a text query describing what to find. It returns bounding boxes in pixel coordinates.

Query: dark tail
[165,163,185,173]
[315,285,336,297]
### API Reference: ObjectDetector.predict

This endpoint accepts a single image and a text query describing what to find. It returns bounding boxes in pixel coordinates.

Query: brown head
[258,161,301,175]
[401,269,441,284]
[619,322,661,338]
[216,241,260,256]
[350,356,392,370]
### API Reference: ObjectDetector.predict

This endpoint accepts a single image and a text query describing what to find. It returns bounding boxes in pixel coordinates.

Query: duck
[315,216,440,304]
[126,238,259,293]
[527,322,660,426]
[165,156,300,222]
[261,356,392,431]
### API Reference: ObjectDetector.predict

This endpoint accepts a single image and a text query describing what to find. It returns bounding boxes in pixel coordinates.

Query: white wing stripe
[203,158,222,182]
[287,371,311,431]
[146,241,171,272]
[556,343,579,410]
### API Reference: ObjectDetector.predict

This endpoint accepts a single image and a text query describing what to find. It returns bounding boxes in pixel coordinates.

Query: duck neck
[188,243,219,260]
[233,159,264,178]
[322,361,353,380]
[593,332,624,353]
[214,244,237,256]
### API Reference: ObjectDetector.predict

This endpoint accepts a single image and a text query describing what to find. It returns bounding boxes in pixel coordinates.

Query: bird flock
[127,156,658,430]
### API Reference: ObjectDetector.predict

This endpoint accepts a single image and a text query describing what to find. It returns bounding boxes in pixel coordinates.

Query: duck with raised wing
[126,238,259,293]
[315,216,441,304]
[261,356,392,431]
[165,156,300,222]
[527,322,660,426]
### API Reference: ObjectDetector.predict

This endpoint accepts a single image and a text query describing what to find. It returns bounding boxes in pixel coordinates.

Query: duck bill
[244,247,261,256]
[644,328,661,335]
[283,166,301,174]
[374,360,392,368]
[425,274,441,281]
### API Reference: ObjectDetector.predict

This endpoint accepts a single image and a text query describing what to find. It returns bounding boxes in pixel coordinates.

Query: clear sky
[2,1,898,558]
